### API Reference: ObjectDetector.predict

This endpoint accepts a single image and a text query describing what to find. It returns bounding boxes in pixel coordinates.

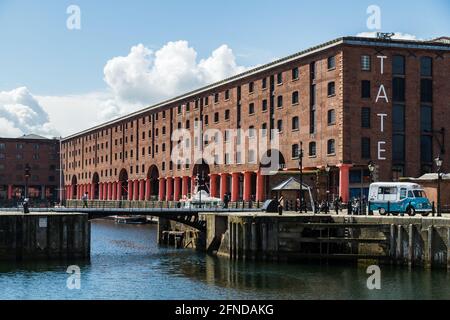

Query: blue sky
[0,0,449,137]
[0,0,448,95]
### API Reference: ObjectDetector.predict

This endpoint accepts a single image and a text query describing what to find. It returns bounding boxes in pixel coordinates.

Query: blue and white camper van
[368,182,432,216]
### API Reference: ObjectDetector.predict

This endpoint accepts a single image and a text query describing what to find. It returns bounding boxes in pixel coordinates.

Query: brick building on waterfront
[61,36,450,204]
[0,134,60,204]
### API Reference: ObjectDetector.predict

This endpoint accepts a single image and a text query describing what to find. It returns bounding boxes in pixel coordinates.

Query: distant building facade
[0,134,60,204]
[61,36,450,203]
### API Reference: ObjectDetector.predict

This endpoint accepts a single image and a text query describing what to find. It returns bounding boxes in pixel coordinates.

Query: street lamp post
[24,163,31,200]
[367,161,375,215]
[325,164,331,213]
[435,156,443,217]
[299,142,306,213]
[368,161,375,183]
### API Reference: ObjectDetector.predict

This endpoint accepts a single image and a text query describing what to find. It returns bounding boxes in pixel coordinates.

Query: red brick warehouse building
[0,134,60,204]
[61,36,450,204]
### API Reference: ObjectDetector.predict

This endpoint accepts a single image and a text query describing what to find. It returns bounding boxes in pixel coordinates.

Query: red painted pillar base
[338,164,352,203]
[99,183,103,201]
[174,177,181,201]
[128,180,133,201]
[117,182,122,201]
[139,179,145,201]
[112,182,117,200]
[231,173,240,202]
[108,182,112,200]
[256,170,265,202]
[104,183,108,201]
[220,173,228,201]
[159,178,166,201]
[243,171,252,202]
[145,179,151,201]
[182,177,189,199]
[133,180,139,201]
[166,177,174,201]
[210,174,218,198]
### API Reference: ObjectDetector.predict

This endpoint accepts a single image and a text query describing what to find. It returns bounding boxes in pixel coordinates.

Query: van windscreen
[413,190,426,198]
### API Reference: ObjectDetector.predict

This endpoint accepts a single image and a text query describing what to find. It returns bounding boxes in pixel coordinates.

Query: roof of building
[409,173,450,181]
[272,177,310,191]
[17,134,49,140]
[62,35,450,141]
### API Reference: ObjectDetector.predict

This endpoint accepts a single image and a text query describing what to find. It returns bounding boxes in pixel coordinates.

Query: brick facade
[0,135,60,203]
[61,36,450,203]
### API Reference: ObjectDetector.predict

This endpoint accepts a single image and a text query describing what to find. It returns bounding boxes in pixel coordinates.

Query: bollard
[432,201,436,217]
[368,200,373,215]
[387,201,391,216]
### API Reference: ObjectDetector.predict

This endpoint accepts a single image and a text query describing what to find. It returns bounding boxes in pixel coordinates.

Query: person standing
[278,196,284,216]
[223,193,229,209]
[82,192,89,208]
[333,197,340,215]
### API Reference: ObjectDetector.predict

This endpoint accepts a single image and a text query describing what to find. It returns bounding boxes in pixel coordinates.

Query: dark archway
[119,169,128,200]
[92,173,100,200]
[192,160,211,193]
[147,165,160,197]
[71,175,78,199]
[260,149,286,171]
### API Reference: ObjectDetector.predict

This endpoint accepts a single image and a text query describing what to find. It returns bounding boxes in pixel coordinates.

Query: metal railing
[65,200,264,210]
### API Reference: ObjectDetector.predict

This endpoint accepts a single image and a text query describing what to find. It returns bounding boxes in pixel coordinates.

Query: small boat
[179,182,224,209]
[114,215,148,224]
[146,216,158,224]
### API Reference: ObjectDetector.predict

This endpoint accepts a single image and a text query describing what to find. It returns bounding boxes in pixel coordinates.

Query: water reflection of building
[0,134,60,205]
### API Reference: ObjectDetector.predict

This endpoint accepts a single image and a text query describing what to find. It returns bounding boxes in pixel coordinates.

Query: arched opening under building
[92,173,100,200]
[119,169,128,200]
[260,149,286,200]
[192,160,210,193]
[260,149,286,172]
[71,175,78,199]
[147,165,160,199]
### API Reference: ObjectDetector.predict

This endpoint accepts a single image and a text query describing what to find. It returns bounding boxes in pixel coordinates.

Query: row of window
[360,55,432,77]
[0,153,43,160]
[291,140,336,159]
[66,54,340,148]
[0,175,55,182]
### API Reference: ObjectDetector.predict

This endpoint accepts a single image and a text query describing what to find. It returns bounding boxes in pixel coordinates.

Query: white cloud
[2,41,250,138]
[35,92,140,137]
[0,87,59,138]
[356,31,419,40]
[104,41,248,105]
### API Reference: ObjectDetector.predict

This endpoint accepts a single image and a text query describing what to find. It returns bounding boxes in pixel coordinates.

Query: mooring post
[397,225,403,262]
[242,223,248,261]
[390,224,396,260]
[408,224,414,267]
[427,226,433,269]
[234,223,239,260]
[262,223,267,261]
[251,222,257,261]
[228,221,233,260]
[447,227,450,271]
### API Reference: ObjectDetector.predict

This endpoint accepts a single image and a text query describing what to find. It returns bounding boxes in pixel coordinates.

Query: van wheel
[379,208,387,216]
[407,207,416,217]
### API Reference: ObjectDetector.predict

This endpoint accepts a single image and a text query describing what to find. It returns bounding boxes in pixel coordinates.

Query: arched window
[292,117,299,130]
[309,142,316,157]
[327,139,336,155]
